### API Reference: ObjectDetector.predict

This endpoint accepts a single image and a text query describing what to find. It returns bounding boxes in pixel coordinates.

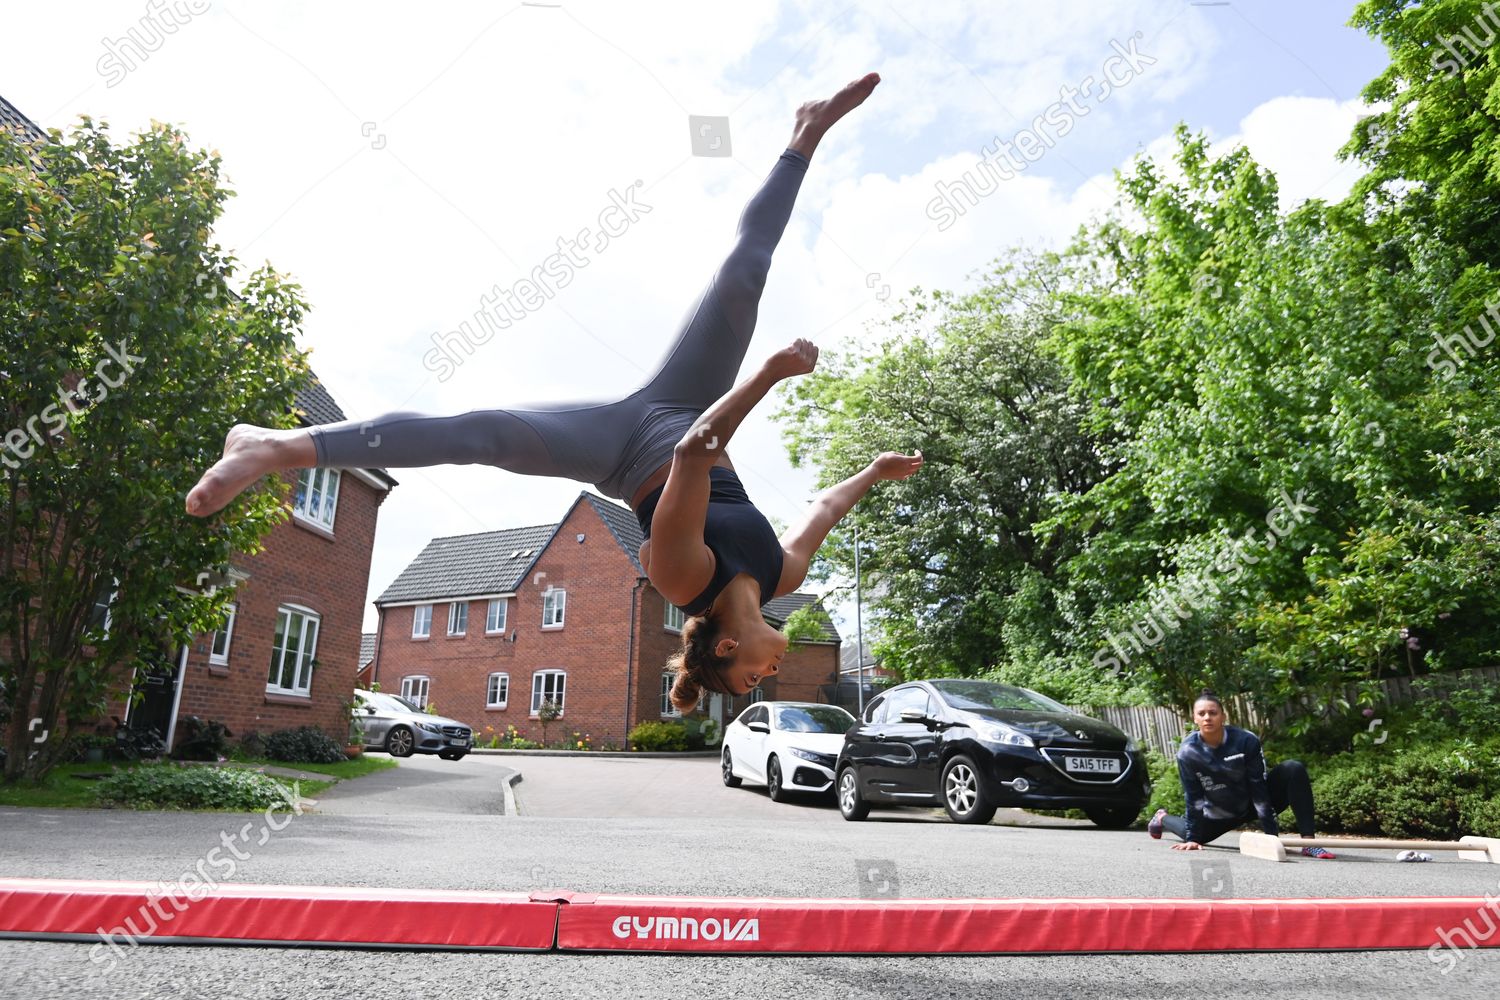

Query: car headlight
[975,722,1034,747]
[788,747,835,767]
[416,721,443,734]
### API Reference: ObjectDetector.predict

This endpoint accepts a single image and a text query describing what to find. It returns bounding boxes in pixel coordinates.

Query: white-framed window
[209,603,237,665]
[664,602,685,633]
[542,588,566,629]
[448,601,468,636]
[486,598,507,634]
[401,675,430,710]
[750,688,765,704]
[86,578,118,638]
[531,670,566,715]
[660,672,681,717]
[267,605,319,697]
[412,604,432,639]
[293,467,340,530]
[487,672,509,709]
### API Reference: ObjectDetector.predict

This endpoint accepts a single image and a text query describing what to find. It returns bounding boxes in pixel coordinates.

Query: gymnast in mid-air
[187,72,922,712]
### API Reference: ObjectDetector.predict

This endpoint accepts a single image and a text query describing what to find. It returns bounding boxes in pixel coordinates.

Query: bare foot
[789,72,880,159]
[185,424,305,517]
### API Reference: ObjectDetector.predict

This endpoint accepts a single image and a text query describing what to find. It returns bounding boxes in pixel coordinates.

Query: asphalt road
[2,753,1496,999]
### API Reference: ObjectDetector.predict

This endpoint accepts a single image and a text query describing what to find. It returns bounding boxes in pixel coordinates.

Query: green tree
[0,118,311,782]
[776,256,1118,703]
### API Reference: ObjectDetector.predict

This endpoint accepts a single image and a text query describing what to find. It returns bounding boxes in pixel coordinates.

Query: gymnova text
[611,914,761,943]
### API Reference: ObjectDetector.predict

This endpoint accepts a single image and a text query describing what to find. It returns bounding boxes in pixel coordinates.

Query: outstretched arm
[773,451,923,598]
[675,339,819,462]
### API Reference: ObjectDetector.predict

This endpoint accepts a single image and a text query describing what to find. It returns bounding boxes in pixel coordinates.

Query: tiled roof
[294,375,348,426]
[840,639,881,671]
[376,523,558,604]
[0,95,46,144]
[583,494,645,574]
[763,593,841,643]
[359,633,376,668]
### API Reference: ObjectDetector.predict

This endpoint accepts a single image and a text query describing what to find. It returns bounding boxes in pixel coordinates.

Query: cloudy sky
[5,1,1388,634]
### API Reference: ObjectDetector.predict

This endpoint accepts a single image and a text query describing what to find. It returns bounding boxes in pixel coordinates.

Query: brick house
[367,491,841,747]
[115,379,397,750]
[0,92,396,752]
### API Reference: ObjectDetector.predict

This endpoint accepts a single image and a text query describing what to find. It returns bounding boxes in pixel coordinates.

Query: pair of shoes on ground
[1300,845,1336,859]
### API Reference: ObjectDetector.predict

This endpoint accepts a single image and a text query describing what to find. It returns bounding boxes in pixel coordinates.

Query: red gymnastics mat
[1,878,1496,955]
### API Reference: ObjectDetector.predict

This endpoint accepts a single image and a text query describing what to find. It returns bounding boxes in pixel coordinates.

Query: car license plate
[450,737,469,746]
[1065,756,1120,774]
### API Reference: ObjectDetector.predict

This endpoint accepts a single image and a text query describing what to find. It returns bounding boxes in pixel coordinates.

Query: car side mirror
[748,722,769,734]
[899,709,942,730]
[364,706,377,714]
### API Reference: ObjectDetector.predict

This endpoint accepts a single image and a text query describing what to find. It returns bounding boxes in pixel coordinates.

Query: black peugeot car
[835,679,1150,827]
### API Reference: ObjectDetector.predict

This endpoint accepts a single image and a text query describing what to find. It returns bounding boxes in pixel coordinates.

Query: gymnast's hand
[871,450,923,481]
[1171,841,1203,851]
[763,338,819,381]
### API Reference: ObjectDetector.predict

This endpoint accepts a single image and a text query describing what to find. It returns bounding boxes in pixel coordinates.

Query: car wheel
[767,756,786,802]
[721,749,743,787]
[941,754,998,825]
[385,726,415,758]
[1084,804,1142,829]
[837,766,870,821]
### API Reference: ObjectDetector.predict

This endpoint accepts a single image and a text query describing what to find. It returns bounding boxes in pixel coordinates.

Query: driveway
[505,753,1091,828]
[311,753,516,816]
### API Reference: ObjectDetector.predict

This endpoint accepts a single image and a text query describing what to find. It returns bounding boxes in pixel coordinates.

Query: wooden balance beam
[1240,831,1500,863]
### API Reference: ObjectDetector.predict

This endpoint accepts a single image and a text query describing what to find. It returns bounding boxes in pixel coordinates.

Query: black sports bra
[634,467,784,615]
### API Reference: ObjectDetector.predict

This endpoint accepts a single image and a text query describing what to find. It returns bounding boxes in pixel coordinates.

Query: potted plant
[342,693,368,759]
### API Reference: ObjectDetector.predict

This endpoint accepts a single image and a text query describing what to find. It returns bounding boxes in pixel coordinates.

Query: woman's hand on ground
[763,338,819,381]
[871,450,923,481]
[1170,841,1203,851]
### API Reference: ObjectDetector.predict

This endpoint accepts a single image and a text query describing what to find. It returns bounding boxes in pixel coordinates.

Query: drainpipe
[624,578,644,742]
[371,604,386,690]
[163,644,189,751]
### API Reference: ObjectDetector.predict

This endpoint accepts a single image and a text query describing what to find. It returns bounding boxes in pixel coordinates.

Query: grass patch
[0,755,396,810]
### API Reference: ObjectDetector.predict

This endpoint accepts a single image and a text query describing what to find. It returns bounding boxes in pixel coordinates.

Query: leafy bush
[628,720,689,752]
[172,716,233,761]
[261,726,346,764]
[1143,744,1186,819]
[233,730,266,760]
[95,764,295,811]
[1311,737,1500,839]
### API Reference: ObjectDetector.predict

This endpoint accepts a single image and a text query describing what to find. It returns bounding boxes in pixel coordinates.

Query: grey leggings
[309,148,811,503]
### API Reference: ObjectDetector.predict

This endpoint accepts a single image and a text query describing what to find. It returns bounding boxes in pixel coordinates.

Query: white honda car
[721,701,856,802]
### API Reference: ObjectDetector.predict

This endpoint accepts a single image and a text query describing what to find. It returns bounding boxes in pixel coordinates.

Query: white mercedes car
[721,701,856,802]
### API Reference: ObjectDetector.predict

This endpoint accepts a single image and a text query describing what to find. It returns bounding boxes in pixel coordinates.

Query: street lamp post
[854,521,864,715]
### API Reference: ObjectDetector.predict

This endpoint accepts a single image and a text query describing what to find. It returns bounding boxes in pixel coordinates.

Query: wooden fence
[1069,665,1500,758]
